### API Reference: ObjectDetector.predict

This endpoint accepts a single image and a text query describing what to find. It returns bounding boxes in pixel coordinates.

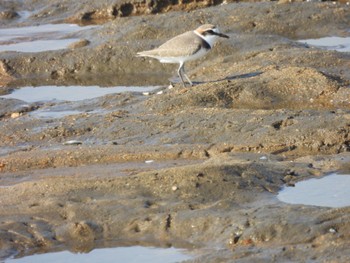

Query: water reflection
[0,85,163,102]
[299,36,350,52]
[6,246,192,263]
[0,24,96,53]
[278,173,350,208]
[0,39,81,53]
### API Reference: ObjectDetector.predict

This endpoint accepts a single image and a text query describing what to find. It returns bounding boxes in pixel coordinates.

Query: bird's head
[194,24,229,47]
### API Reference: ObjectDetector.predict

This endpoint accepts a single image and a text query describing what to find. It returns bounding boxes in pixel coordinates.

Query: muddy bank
[1,0,350,262]
[0,72,349,164]
[1,153,350,261]
[1,2,350,86]
[0,0,236,27]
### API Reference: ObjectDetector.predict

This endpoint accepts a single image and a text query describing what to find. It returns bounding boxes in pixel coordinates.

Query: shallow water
[278,173,350,208]
[29,109,85,119]
[5,246,192,263]
[299,36,350,52]
[0,85,163,102]
[0,24,96,53]
[0,39,81,53]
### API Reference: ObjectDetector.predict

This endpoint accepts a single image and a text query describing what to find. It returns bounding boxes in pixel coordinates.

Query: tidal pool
[0,24,96,53]
[278,173,350,208]
[0,85,163,103]
[299,36,350,52]
[5,246,192,263]
[29,109,84,119]
[0,39,81,53]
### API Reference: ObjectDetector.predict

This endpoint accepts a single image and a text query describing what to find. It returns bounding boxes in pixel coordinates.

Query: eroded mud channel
[1,1,350,262]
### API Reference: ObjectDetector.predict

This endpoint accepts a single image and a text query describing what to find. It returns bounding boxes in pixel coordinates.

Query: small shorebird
[137,24,229,86]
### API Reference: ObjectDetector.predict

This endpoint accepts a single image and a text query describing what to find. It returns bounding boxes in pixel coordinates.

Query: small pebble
[329,228,337,234]
[11,112,21,118]
[145,160,154,164]
[142,92,150,96]
[63,140,83,145]
[172,186,178,191]
[156,90,163,95]
[68,39,90,49]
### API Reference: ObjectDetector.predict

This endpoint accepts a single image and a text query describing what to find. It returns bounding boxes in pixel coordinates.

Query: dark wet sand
[1,1,350,262]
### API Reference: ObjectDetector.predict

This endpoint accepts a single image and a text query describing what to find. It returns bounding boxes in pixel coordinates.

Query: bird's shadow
[169,71,263,86]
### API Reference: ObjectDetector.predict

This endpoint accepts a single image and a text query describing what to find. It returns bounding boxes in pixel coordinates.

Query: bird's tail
[136,50,156,58]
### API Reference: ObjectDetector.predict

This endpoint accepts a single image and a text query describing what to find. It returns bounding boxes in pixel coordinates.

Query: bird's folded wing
[139,31,203,58]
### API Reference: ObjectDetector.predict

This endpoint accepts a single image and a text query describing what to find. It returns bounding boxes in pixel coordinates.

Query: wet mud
[1,0,350,262]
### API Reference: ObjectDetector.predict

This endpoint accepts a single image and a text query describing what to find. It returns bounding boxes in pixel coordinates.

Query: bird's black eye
[203,30,216,36]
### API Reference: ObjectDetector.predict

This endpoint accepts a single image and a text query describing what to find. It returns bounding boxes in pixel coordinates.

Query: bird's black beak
[215,32,229,39]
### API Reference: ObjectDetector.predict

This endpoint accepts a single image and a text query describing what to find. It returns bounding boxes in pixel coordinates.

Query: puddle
[278,173,350,208]
[29,109,84,119]
[0,24,95,42]
[16,11,33,22]
[299,36,350,52]
[0,24,96,53]
[0,39,81,53]
[0,85,163,103]
[5,246,192,263]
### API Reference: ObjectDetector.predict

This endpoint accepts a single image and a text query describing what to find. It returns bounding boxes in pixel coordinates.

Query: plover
[137,24,229,86]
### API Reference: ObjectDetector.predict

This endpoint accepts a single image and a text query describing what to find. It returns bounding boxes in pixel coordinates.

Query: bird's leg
[181,64,193,86]
[177,62,187,87]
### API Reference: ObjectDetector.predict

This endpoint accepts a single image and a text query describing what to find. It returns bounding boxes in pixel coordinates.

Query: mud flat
[1,0,350,262]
